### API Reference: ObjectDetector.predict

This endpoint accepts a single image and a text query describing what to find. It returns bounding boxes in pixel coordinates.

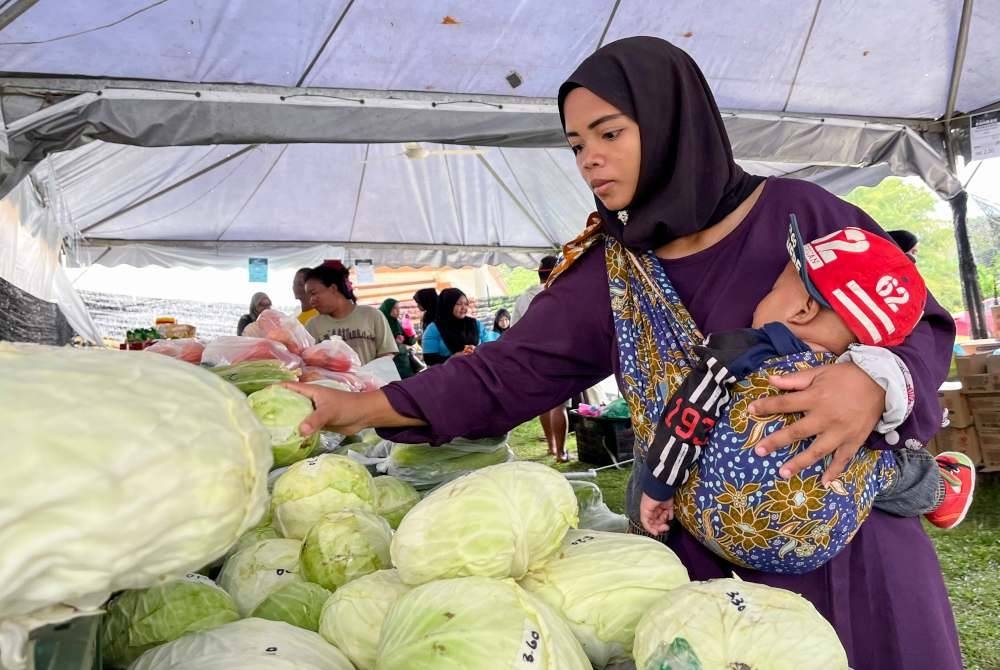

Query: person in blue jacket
[421,288,488,365]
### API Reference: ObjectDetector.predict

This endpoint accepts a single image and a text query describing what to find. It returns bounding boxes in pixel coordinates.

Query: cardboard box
[961,373,1000,394]
[967,393,1000,413]
[988,355,1000,376]
[925,434,939,456]
[938,382,973,428]
[957,338,1000,356]
[956,353,991,377]
[979,430,1000,470]
[935,426,983,466]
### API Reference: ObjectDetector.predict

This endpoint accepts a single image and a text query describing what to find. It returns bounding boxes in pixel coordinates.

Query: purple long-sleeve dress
[381,178,962,670]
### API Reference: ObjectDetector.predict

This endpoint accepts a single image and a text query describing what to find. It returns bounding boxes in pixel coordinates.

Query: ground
[507,421,1000,670]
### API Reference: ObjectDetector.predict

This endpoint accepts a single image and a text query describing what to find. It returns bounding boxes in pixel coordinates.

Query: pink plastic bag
[242,309,315,355]
[300,366,379,392]
[201,336,303,369]
[301,337,361,372]
[145,338,205,364]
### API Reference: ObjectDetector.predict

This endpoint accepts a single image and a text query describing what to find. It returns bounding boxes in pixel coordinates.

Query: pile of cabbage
[0,345,849,670]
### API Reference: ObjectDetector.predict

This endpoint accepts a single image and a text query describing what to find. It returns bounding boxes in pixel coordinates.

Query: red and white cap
[786,215,927,347]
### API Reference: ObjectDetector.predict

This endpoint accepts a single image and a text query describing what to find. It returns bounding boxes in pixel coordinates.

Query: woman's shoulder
[755,177,880,237]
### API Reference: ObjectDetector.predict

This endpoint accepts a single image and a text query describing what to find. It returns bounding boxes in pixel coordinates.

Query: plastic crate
[30,614,102,670]
[574,415,635,466]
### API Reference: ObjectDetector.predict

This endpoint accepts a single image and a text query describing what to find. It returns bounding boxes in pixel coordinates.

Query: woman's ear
[786,296,824,326]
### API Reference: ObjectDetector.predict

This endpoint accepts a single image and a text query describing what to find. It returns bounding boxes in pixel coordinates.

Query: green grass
[508,420,1000,669]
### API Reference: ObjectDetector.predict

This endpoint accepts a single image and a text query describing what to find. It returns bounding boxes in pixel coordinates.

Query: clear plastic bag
[201,336,303,369]
[377,435,514,490]
[299,366,378,392]
[144,338,205,364]
[301,337,361,372]
[242,309,315,355]
[570,480,628,533]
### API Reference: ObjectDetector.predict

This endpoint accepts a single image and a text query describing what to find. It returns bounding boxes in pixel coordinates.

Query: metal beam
[78,239,558,254]
[0,0,41,32]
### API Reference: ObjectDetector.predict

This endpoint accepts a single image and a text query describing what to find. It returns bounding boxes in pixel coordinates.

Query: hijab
[413,288,439,331]
[249,292,270,318]
[379,298,403,338]
[557,36,763,250]
[436,288,480,354]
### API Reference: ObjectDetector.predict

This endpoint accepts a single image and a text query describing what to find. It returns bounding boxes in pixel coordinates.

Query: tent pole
[942,0,986,339]
[0,0,40,32]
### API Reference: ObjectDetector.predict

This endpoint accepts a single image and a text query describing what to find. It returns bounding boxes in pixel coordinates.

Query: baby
[639,217,974,572]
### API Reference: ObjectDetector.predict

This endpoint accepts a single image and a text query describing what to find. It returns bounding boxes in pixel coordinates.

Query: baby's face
[752,263,810,328]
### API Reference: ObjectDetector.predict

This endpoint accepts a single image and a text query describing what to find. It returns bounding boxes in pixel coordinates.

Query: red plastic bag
[242,309,315,355]
[300,366,379,392]
[201,336,303,369]
[301,337,361,372]
[145,338,205,364]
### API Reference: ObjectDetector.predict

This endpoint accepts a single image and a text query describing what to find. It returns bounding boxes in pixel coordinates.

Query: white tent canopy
[1,0,997,338]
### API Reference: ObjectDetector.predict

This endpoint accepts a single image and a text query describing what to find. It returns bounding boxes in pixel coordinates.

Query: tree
[499,266,540,297]
[843,178,965,313]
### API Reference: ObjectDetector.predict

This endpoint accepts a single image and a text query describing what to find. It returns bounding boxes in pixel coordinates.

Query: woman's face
[498,315,510,330]
[390,305,400,319]
[563,87,642,211]
[256,296,272,313]
[452,295,470,319]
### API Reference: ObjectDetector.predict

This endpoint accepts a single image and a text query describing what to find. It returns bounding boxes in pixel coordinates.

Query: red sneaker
[926,451,976,530]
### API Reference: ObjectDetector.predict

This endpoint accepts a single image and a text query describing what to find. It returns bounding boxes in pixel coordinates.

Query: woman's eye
[603,129,621,141]
[570,144,582,155]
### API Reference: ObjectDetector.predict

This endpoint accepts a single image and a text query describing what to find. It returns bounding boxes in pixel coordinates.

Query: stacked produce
[1,341,850,670]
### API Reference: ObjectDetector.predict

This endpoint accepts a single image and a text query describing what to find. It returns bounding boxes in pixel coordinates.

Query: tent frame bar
[80,239,558,254]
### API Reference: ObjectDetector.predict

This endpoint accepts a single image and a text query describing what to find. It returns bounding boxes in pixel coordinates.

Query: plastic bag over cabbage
[0,344,271,670]
[243,309,316,355]
[519,530,689,668]
[376,577,591,670]
[391,461,578,585]
[129,618,354,670]
[570,480,629,533]
[210,360,300,395]
[377,435,514,490]
[218,539,304,616]
[301,337,361,372]
[101,573,240,668]
[319,569,411,670]
[271,454,377,540]
[144,338,205,364]
[300,510,393,591]
[248,385,321,468]
[632,578,848,670]
[251,581,331,632]
[202,336,303,369]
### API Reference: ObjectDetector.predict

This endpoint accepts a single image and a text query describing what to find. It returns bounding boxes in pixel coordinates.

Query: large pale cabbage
[218,539,304,616]
[300,510,393,591]
[271,454,377,540]
[391,461,578,585]
[0,344,270,669]
[632,579,848,670]
[372,476,421,529]
[101,574,240,668]
[251,581,331,632]
[248,385,321,467]
[231,526,282,556]
[519,530,689,668]
[376,577,590,670]
[318,569,411,670]
[129,618,354,670]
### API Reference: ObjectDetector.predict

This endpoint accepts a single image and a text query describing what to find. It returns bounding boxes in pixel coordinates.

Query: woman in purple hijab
[288,37,961,670]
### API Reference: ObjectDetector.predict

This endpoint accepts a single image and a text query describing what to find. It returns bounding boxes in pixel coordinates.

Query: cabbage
[372,476,421,529]
[519,530,690,668]
[300,510,393,591]
[231,526,282,556]
[376,577,591,669]
[632,578,849,670]
[271,454,377,540]
[129,618,354,670]
[570,480,629,533]
[318,569,411,670]
[251,581,331,631]
[218,539,304,616]
[0,344,270,668]
[391,461,578,585]
[380,436,514,489]
[248,385,321,467]
[211,360,300,395]
[101,573,240,668]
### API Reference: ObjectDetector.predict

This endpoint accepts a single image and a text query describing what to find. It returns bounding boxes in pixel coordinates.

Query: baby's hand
[639,493,674,536]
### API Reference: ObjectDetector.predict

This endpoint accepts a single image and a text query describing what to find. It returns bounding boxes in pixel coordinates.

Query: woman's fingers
[754,414,821,456]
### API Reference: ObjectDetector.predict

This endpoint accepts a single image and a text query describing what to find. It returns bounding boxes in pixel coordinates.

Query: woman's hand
[639,493,674,535]
[282,383,425,437]
[395,335,405,344]
[748,363,885,484]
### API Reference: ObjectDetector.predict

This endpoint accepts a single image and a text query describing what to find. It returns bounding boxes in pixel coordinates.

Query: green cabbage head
[632,578,848,670]
[376,577,590,670]
[300,510,393,591]
[519,530,689,668]
[101,573,240,668]
[271,454,377,540]
[251,581,331,632]
[318,569,411,670]
[390,461,578,585]
[218,538,304,616]
[248,385,321,467]
[372,476,421,529]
